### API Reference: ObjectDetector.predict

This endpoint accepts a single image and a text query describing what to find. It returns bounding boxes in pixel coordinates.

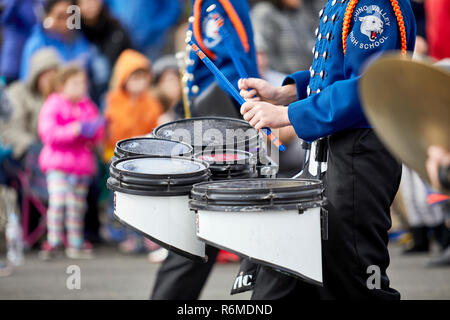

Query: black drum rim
[111,155,209,179]
[153,116,260,149]
[189,178,326,212]
[114,137,194,159]
[107,177,201,196]
[108,155,211,195]
[191,178,322,194]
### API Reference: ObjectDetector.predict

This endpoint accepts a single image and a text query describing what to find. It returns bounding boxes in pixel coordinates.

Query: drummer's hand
[240,101,290,130]
[426,146,450,191]
[239,78,296,105]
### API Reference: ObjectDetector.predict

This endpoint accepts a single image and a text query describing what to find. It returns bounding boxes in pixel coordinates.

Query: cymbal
[360,54,450,184]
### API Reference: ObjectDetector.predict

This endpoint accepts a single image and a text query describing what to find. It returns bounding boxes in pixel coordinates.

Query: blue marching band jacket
[283,0,416,143]
[185,0,259,100]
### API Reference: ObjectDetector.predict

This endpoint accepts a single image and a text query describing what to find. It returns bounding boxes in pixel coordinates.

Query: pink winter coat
[38,93,104,176]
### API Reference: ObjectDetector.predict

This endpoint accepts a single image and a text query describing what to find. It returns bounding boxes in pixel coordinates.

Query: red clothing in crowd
[425,0,450,60]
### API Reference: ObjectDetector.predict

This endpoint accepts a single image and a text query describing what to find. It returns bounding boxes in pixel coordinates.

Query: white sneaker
[147,248,168,264]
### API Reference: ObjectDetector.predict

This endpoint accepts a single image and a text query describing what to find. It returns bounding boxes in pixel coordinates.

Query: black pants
[252,129,402,300]
[151,245,220,300]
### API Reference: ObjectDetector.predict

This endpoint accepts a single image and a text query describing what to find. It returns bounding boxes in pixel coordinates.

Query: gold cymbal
[360,54,450,184]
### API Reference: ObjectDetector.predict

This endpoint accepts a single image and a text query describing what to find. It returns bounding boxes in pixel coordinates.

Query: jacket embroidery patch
[350,5,391,50]
[203,14,222,49]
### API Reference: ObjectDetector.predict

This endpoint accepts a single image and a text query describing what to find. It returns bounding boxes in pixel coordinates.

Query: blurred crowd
[0,0,448,276]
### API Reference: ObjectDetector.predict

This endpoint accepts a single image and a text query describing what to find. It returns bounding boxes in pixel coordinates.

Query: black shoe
[432,223,450,250]
[403,226,429,254]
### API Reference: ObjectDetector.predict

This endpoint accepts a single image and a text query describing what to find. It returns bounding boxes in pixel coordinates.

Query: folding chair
[5,147,48,249]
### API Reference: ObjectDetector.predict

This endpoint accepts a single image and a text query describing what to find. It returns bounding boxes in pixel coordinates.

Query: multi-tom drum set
[107,117,327,285]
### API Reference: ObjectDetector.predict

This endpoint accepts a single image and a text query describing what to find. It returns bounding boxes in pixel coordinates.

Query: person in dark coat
[77,0,132,105]
[0,0,42,83]
[105,0,182,61]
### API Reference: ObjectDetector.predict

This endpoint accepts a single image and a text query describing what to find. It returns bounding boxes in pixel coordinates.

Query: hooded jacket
[103,50,163,161]
[38,92,104,177]
[1,48,61,159]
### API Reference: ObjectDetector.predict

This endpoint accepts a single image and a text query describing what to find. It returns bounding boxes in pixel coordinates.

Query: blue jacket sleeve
[19,33,43,80]
[1,0,19,23]
[282,70,310,101]
[287,0,416,142]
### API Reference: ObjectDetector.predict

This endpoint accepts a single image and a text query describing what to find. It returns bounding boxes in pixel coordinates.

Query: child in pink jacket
[38,65,104,260]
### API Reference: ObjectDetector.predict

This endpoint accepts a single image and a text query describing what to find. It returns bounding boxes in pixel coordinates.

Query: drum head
[108,156,210,196]
[196,150,254,163]
[190,178,326,211]
[115,137,192,158]
[153,117,259,150]
[194,150,257,179]
[116,157,205,176]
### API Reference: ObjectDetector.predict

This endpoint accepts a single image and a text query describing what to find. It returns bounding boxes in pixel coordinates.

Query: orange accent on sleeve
[218,0,250,53]
[390,0,408,56]
[193,0,216,60]
[342,0,407,56]
[342,0,358,56]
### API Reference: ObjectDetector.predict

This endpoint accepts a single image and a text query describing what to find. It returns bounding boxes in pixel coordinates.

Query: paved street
[0,244,449,300]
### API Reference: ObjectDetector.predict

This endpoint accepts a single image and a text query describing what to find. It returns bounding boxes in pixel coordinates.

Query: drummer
[239,0,416,299]
[151,0,259,300]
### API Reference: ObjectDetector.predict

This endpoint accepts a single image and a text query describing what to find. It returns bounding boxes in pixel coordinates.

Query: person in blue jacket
[184,0,259,103]
[151,0,259,300]
[239,0,416,299]
[105,0,182,61]
[0,0,43,83]
[19,0,91,81]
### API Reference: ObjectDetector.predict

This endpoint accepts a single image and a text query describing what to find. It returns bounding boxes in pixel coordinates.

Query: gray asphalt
[0,244,449,300]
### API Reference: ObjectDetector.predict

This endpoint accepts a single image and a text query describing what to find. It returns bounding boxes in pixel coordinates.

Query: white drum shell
[196,207,322,284]
[114,192,205,258]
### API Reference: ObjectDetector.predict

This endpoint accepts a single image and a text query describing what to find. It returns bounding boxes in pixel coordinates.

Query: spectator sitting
[0,0,42,84]
[1,48,61,162]
[77,0,132,105]
[19,0,91,81]
[38,65,105,260]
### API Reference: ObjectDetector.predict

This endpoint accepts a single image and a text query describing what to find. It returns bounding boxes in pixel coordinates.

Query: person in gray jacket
[251,0,326,74]
[1,48,61,161]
